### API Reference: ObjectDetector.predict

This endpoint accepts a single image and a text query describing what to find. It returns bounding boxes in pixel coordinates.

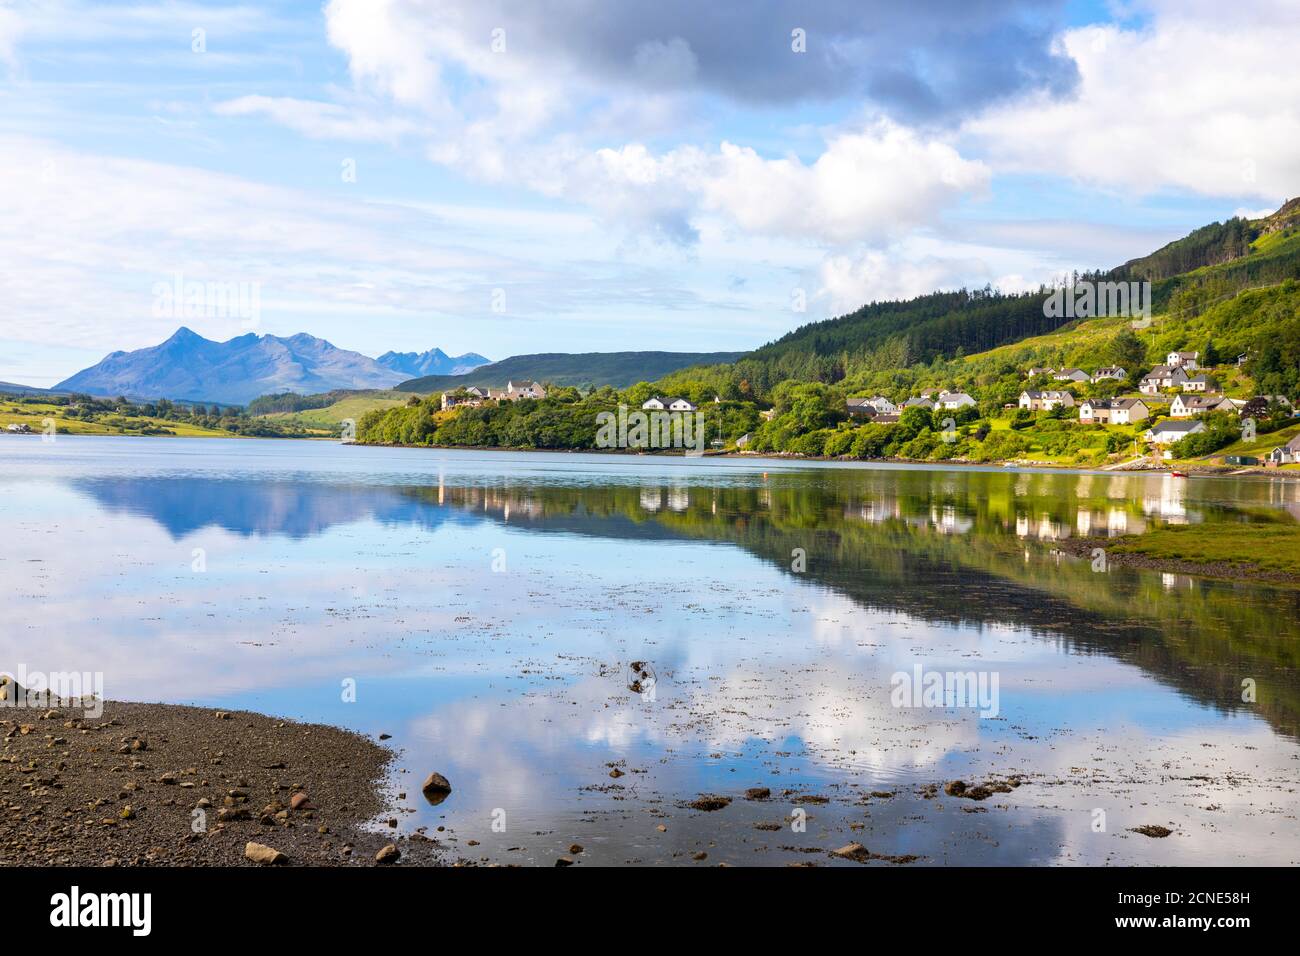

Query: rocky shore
[0,690,446,866]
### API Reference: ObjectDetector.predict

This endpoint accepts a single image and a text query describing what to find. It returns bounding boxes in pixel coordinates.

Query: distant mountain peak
[375,348,490,378]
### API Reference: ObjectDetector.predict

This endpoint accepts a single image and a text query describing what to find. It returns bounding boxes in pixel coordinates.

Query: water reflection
[2,438,1298,865]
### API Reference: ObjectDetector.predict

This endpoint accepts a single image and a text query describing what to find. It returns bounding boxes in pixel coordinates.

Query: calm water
[2,436,1298,866]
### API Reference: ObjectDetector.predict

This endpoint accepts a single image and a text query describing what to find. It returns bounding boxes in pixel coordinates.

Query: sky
[1,0,1297,386]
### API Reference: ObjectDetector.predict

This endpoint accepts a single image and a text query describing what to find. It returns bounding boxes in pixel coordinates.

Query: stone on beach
[245,842,287,865]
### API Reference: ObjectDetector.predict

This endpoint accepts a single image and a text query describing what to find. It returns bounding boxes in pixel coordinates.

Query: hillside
[647,198,1300,402]
[397,350,745,393]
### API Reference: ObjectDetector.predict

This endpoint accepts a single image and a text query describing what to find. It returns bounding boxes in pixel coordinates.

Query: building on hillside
[1170,394,1236,418]
[867,395,898,415]
[668,397,697,412]
[1091,366,1128,382]
[1265,433,1300,464]
[1143,419,1206,445]
[935,391,977,410]
[1139,365,1191,395]
[506,380,546,400]
[1053,368,1090,383]
[1026,367,1054,377]
[1079,397,1149,425]
[1020,389,1075,412]
[1182,374,1219,393]
[846,397,878,417]
[1167,351,1199,370]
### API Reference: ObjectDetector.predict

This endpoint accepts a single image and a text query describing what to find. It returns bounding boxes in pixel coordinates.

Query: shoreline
[1054,535,1300,587]
[0,693,446,867]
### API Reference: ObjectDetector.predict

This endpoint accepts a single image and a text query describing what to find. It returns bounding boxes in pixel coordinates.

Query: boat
[1170,470,1188,478]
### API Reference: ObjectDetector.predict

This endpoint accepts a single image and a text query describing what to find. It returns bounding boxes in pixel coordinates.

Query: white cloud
[214,95,419,143]
[965,7,1300,201]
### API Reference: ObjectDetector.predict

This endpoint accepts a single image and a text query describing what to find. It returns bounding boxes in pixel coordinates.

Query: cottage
[1266,434,1300,464]
[1167,350,1199,370]
[1079,397,1149,425]
[1139,365,1190,395]
[641,396,667,410]
[667,398,697,412]
[903,396,935,410]
[1053,368,1090,383]
[1143,420,1206,445]
[935,391,977,410]
[1170,394,1236,418]
[1182,374,1219,393]
[1026,367,1054,378]
[1020,389,1075,412]
[506,380,546,400]
[1091,366,1128,382]
[846,397,878,417]
[867,395,898,415]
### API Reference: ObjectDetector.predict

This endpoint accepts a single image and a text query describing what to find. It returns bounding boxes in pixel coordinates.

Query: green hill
[396,350,745,393]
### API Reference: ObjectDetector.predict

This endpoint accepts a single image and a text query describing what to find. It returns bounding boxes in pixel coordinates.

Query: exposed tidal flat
[1,437,1298,866]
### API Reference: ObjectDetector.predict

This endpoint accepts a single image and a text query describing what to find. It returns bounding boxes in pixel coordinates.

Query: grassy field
[1107,522,1300,576]
[262,392,408,428]
[0,400,230,437]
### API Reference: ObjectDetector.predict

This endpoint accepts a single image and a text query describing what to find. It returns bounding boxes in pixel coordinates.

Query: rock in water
[376,844,400,864]
[831,842,872,862]
[245,842,287,865]
[421,772,452,806]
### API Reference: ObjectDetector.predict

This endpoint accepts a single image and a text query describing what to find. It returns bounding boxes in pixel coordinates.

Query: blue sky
[1,0,1296,386]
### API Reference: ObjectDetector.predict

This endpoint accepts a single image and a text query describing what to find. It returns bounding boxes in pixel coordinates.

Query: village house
[1257,395,1298,415]
[1078,397,1149,425]
[1170,394,1236,418]
[1181,374,1219,393]
[1026,367,1054,378]
[1053,368,1090,383]
[1091,366,1127,382]
[441,391,484,411]
[1139,365,1191,395]
[845,397,878,417]
[641,396,696,412]
[506,380,546,400]
[903,395,935,410]
[935,391,977,410]
[1265,433,1300,465]
[1020,389,1075,412]
[1142,419,1206,445]
[867,395,898,415]
[1167,350,1199,370]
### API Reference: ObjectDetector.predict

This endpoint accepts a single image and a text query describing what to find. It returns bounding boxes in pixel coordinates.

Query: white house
[1182,375,1218,393]
[1139,365,1190,395]
[641,396,667,410]
[1079,397,1149,425]
[936,391,977,410]
[1171,394,1236,418]
[1026,367,1054,377]
[867,395,899,415]
[1266,434,1300,464]
[1167,351,1199,370]
[1091,366,1128,382]
[903,396,935,410]
[506,380,546,400]
[1053,368,1090,383]
[1143,420,1206,445]
[668,398,697,412]
[1020,389,1075,412]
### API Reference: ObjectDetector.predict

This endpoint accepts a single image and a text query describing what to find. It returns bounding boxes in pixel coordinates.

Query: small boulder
[245,842,287,865]
[375,844,400,864]
[421,772,452,806]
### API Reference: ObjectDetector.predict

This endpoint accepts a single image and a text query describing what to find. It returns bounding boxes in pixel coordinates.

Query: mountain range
[54,329,491,405]
[376,348,490,378]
